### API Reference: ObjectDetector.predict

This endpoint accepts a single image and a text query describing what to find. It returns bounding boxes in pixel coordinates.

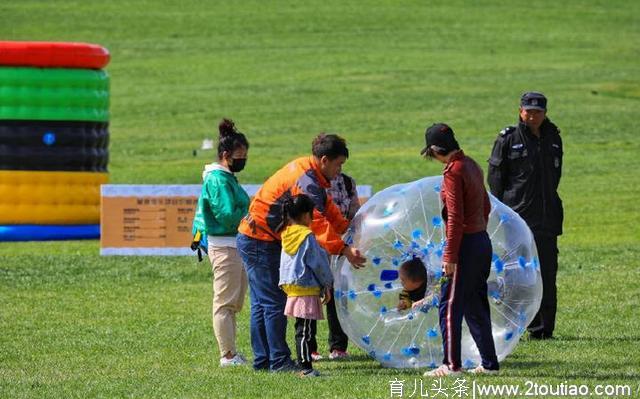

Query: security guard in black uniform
[487,92,563,339]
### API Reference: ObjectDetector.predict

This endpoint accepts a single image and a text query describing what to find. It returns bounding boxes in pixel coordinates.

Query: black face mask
[229,158,247,173]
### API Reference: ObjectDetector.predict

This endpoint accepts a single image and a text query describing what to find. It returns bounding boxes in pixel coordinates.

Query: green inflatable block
[0,67,110,122]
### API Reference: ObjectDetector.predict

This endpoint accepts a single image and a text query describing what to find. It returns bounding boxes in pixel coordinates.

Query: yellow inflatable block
[0,171,108,224]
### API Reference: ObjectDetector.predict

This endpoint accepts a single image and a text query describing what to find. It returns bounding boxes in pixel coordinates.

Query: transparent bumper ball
[333,176,542,369]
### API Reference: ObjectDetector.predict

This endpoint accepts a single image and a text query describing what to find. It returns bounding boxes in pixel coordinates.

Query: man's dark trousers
[528,234,558,338]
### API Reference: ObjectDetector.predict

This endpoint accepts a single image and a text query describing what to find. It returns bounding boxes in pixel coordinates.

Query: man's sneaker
[328,349,349,360]
[311,352,323,361]
[423,364,462,377]
[300,369,321,378]
[220,353,247,367]
[270,360,301,373]
[468,366,499,375]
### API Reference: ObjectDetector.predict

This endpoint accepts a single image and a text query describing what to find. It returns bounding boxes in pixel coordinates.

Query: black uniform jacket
[488,118,563,236]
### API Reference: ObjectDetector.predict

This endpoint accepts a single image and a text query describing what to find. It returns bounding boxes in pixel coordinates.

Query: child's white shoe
[423,364,462,377]
[468,365,499,375]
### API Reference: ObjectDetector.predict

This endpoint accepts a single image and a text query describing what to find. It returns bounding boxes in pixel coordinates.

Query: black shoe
[528,331,543,340]
[270,360,301,373]
[300,369,321,378]
[529,331,553,340]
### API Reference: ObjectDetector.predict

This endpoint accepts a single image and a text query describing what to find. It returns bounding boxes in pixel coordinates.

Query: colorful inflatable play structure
[0,41,110,241]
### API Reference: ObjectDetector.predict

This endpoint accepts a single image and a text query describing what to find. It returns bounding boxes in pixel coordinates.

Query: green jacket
[193,163,249,237]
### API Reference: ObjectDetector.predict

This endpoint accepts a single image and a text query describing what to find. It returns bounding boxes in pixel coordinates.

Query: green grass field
[1,1,639,398]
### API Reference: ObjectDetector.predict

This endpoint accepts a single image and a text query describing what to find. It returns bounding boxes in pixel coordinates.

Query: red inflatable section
[0,41,110,69]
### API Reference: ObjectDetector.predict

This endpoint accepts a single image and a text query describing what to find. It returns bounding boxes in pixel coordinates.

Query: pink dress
[284,296,324,320]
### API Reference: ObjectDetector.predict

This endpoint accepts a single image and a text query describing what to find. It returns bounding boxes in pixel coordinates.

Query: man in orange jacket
[236,133,366,372]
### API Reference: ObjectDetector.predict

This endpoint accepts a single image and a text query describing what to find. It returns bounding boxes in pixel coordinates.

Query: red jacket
[238,156,349,255]
[440,150,491,263]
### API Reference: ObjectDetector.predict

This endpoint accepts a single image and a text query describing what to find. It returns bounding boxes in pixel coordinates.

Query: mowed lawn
[1,1,639,398]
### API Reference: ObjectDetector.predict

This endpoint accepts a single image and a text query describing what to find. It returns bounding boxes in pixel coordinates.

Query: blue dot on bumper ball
[494,260,504,274]
[380,269,399,281]
[401,346,421,357]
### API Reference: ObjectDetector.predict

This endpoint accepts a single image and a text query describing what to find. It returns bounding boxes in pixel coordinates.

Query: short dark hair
[399,257,427,283]
[425,144,457,158]
[218,118,249,159]
[312,133,349,160]
[284,194,315,223]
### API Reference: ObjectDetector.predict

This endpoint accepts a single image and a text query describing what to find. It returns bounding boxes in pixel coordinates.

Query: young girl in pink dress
[279,194,334,377]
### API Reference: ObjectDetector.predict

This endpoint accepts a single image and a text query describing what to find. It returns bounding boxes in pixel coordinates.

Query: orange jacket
[238,156,349,255]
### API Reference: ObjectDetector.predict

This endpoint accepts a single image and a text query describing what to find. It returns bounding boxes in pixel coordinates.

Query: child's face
[400,273,424,292]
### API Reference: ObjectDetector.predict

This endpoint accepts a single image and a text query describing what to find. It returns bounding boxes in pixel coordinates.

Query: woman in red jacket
[420,123,499,377]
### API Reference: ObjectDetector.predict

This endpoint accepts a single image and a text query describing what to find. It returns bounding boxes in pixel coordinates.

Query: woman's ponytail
[217,118,249,159]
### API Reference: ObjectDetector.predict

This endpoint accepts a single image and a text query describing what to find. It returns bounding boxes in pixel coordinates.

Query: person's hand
[342,246,366,269]
[442,262,457,276]
[397,300,409,311]
[411,298,426,310]
[321,286,332,305]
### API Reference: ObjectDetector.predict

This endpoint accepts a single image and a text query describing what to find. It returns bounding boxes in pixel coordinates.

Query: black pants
[294,318,317,371]
[528,234,558,337]
[326,287,349,351]
[438,231,499,371]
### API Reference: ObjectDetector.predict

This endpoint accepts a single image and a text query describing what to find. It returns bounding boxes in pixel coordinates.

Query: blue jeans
[236,233,292,371]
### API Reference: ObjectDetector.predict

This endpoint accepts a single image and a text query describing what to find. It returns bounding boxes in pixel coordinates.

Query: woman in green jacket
[196,118,250,366]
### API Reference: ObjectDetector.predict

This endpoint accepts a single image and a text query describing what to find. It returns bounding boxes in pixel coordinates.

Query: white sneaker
[468,365,499,375]
[328,349,349,360]
[220,353,247,367]
[311,352,323,361]
[424,365,462,377]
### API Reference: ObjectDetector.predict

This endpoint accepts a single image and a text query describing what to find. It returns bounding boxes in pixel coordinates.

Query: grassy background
[1,0,639,397]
